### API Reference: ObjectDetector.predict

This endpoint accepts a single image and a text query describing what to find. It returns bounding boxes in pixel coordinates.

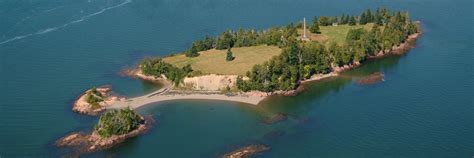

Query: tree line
[185,23,299,57]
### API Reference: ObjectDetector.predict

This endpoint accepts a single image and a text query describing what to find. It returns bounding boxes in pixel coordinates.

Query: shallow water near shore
[1,0,473,157]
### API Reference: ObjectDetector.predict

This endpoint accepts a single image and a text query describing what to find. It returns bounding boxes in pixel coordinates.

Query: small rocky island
[72,86,123,115]
[223,145,270,158]
[57,108,152,154]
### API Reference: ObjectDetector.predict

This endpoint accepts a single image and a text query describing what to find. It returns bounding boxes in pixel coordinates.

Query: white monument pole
[303,17,307,39]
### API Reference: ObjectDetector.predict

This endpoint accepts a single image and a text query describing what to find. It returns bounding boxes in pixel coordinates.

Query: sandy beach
[108,71,340,110]
[108,92,266,109]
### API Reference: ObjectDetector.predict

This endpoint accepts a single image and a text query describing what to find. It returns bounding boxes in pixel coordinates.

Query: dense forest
[95,108,144,138]
[140,8,419,91]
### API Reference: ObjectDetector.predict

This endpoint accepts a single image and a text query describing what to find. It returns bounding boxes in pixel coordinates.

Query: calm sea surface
[0,0,472,157]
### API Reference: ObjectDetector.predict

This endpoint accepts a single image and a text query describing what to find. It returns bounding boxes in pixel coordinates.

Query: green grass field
[299,23,376,45]
[163,45,281,76]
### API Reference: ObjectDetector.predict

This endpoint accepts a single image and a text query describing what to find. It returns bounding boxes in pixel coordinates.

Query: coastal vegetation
[94,108,144,138]
[57,107,150,154]
[85,87,104,110]
[140,58,193,85]
[139,7,419,92]
[309,16,320,33]
[237,8,419,92]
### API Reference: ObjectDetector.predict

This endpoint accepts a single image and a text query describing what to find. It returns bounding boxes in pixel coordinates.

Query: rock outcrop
[356,72,385,85]
[56,116,153,154]
[223,145,270,158]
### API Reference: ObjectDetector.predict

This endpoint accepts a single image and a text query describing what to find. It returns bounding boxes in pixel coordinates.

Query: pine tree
[366,9,373,23]
[342,15,349,24]
[340,14,346,24]
[185,44,199,57]
[360,12,367,25]
[226,48,234,61]
[349,16,357,26]
[310,16,320,33]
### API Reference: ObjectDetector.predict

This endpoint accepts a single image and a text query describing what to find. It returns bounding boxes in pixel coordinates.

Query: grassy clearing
[163,45,281,76]
[299,23,376,45]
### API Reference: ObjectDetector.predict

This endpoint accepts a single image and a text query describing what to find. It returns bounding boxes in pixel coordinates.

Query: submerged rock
[223,145,270,158]
[262,113,288,125]
[263,130,285,140]
[356,72,385,85]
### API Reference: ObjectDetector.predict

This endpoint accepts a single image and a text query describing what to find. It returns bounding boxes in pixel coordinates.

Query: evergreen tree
[341,14,349,24]
[226,48,234,61]
[216,30,235,50]
[310,16,320,33]
[340,14,346,24]
[359,12,367,25]
[185,44,199,57]
[366,9,373,23]
[349,16,357,25]
[319,16,330,26]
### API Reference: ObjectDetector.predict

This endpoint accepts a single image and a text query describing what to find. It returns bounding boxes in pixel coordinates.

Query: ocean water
[0,0,472,157]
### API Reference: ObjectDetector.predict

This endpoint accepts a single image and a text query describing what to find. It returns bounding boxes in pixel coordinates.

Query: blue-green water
[0,0,472,157]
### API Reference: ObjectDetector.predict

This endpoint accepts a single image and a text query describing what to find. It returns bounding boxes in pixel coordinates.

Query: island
[57,108,152,154]
[72,85,124,115]
[62,8,422,156]
[115,7,421,109]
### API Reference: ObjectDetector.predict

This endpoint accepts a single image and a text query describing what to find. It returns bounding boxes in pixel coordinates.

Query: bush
[226,48,234,61]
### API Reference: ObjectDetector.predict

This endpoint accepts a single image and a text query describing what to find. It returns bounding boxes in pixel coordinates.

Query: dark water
[0,0,472,157]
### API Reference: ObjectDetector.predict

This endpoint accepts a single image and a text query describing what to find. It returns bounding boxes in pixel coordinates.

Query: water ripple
[0,0,133,45]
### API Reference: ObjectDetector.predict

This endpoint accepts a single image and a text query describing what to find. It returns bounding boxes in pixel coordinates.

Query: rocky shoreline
[72,85,124,115]
[279,29,422,96]
[56,116,153,154]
